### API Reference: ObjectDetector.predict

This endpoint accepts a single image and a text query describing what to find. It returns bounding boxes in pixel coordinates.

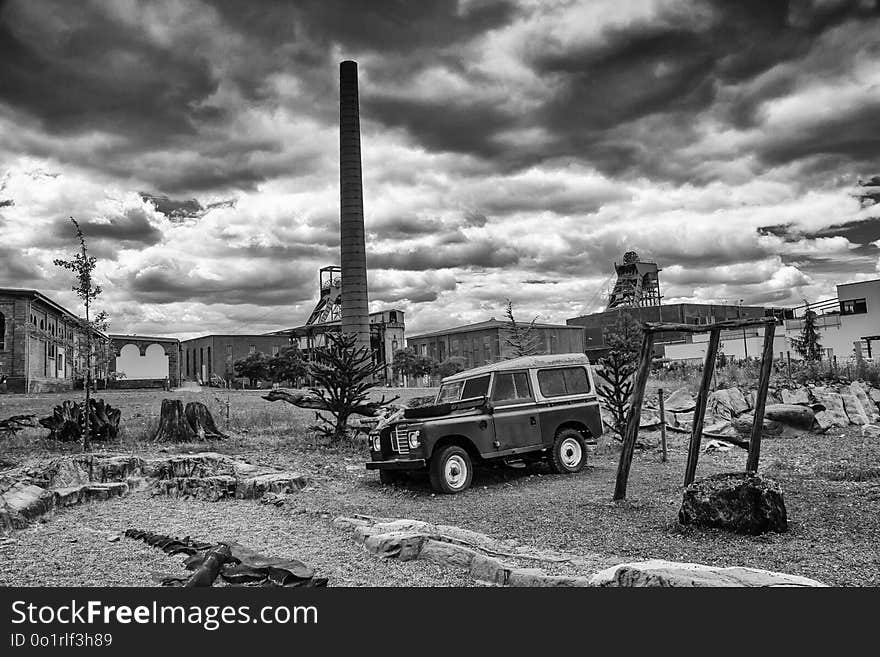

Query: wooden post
[658,387,667,463]
[747,322,776,473]
[684,328,720,487]
[613,329,655,501]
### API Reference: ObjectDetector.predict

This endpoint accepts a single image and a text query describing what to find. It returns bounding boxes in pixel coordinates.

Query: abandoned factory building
[406,318,585,369]
[0,288,110,393]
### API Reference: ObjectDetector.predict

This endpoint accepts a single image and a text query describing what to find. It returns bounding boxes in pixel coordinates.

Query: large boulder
[663,388,696,413]
[850,382,880,423]
[781,387,812,406]
[707,388,750,421]
[840,387,870,425]
[588,560,825,587]
[811,388,850,431]
[763,404,815,430]
[679,472,787,535]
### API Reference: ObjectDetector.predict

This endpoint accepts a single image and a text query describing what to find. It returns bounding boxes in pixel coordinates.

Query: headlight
[371,435,381,452]
[408,430,421,448]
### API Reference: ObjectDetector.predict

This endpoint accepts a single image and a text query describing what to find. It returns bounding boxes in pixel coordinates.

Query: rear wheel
[429,445,473,494]
[549,428,587,474]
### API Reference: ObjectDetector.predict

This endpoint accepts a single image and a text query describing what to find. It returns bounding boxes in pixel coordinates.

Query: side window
[437,381,464,403]
[538,367,591,397]
[492,371,532,401]
[461,375,490,399]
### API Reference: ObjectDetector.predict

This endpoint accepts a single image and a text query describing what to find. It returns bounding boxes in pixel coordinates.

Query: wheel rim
[444,454,469,490]
[559,437,582,469]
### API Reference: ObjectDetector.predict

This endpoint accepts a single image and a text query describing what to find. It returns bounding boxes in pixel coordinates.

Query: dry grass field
[2,386,879,586]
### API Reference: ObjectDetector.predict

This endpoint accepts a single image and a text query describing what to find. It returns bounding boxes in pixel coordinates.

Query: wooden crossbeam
[643,317,776,334]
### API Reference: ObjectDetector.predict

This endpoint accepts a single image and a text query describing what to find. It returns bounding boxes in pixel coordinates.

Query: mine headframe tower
[306,266,343,326]
[605,251,662,310]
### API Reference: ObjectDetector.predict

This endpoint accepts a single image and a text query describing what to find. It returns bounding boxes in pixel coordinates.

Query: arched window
[0,311,5,350]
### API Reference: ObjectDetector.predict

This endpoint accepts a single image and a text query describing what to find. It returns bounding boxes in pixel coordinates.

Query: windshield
[436,375,491,403]
[437,381,464,403]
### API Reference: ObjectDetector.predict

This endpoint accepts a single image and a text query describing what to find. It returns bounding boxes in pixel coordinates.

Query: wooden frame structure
[613,317,777,500]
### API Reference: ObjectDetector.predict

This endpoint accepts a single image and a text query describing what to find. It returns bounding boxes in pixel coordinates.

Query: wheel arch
[554,420,593,442]
[430,434,482,462]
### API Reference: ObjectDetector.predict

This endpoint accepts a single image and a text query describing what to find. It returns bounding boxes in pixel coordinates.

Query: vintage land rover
[366,353,603,494]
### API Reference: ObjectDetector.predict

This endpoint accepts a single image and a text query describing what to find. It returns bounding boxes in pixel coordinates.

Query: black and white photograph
[1,0,880,642]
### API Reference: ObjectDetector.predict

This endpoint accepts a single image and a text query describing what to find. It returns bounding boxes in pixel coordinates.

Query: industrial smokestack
[339,60,371,353]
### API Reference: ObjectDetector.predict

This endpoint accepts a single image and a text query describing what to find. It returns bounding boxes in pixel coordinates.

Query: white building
[663,278,880,364]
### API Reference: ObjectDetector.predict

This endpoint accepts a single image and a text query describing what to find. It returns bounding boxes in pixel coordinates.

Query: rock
[810,388,849,430]
[850,382,880,423]
[707,388,749,421]
[703,440,731,453]
[663,388,696,413]
[639,410,661,429]
[731,413,785,437]
[679,472,787,535]
[588,560,825,587]
[840,387,869,425]
[0,483,55,530]
[763,404,815,431]
[781,387,812,406]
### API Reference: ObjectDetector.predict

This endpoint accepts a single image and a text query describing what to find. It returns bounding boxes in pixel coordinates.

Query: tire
[429,445,473,494]
[379,470,403,485]
[549,428,587,474]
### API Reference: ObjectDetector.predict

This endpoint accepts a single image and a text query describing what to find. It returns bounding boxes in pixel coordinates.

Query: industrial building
[566,251,794,361]
[406,318,585,369]
[0,288,110,393]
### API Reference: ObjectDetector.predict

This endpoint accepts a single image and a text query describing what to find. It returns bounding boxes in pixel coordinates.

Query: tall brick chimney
[339,60,371,353]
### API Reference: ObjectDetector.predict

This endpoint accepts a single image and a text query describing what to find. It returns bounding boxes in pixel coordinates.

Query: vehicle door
[489,370,541,449]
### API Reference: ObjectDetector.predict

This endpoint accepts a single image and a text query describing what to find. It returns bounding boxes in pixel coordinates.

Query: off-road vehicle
[366,353,602,494]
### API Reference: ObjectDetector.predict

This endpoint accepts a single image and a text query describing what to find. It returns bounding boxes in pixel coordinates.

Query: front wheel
[429,445,473,494]
[549,428,587,474]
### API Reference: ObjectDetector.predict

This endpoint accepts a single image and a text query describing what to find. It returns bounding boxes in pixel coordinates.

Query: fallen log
[125,529,328,587]
[185,544,232,587]
[262,389,399,417]
[0,414,38,437]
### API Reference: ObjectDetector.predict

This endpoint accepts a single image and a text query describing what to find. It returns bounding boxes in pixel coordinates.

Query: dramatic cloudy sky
[1,0,879,339]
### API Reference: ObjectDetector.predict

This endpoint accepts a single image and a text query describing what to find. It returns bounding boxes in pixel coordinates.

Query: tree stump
[39,401,83,442]
[184,402,227,440]
[39,399,121,442]
[153,399,196,443]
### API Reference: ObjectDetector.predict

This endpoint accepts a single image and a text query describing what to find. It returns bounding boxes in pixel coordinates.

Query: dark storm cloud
[126,260,315,306]
[48,208,163,248]
[0,1,221,140]
[0,199,12,207]
[0,245,42,281]
[523,0,880,178]
[371,240,520,271]
[140,194,205,221]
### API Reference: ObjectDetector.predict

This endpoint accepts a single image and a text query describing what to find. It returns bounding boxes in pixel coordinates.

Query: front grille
[393,425,410,454]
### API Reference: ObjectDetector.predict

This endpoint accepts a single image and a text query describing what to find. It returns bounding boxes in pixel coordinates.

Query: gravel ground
[2,388,879,586]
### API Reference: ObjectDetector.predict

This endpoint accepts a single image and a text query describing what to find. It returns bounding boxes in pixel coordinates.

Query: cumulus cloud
[0,1,878,336]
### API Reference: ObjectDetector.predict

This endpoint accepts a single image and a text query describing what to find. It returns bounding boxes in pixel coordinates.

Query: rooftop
[409,318,583,341]
[442,352,592,383]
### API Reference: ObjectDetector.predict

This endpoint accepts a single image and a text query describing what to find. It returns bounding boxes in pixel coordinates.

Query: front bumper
[365,458,426,471]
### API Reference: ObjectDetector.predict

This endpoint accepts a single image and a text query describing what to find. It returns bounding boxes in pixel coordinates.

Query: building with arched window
[0,288,109,393]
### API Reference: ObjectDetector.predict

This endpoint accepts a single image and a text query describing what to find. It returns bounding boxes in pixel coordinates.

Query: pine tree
[791,302,823,361]
[308,332,388,442]
[502,299,542,358]
[595,312,642,438]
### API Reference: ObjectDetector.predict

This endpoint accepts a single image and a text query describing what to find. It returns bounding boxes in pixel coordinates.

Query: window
[840,298,867,315]
[492,371,532,402]
[537,366,591,397]
[437,381,464,403]
[0,311,5,350]
[249,344,256,354]
[461,375,490,399]
[272,345,280,356]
